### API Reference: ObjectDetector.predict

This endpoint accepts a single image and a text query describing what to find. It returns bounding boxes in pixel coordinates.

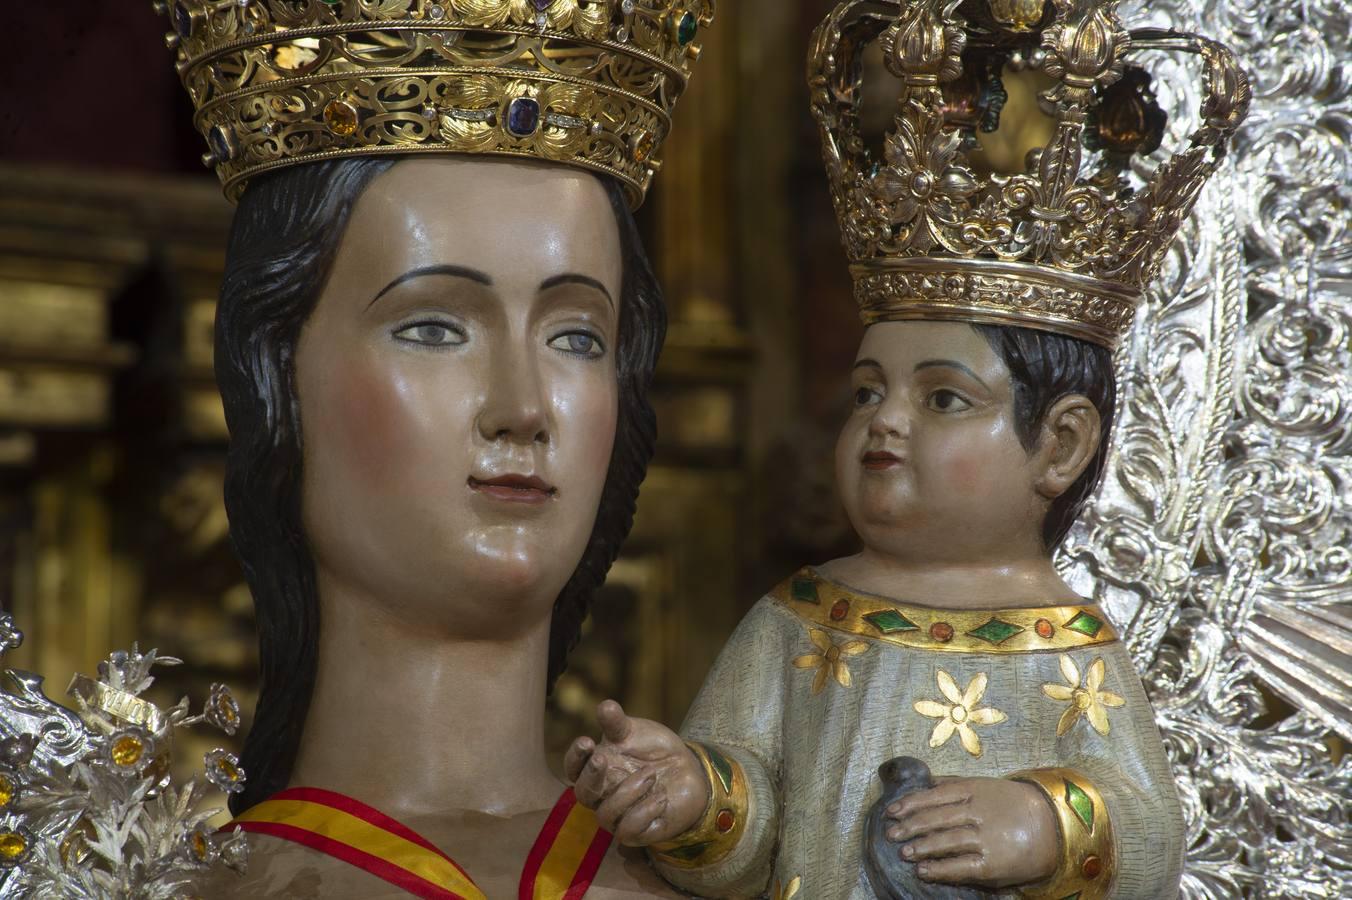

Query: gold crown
[155,0,714,207]
[809,0,1250,347]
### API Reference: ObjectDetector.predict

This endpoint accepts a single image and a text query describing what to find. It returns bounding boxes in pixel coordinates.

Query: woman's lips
[861,450,905,471]
[468,474,557,504]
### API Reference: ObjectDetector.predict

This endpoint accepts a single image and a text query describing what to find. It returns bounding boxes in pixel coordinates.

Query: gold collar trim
[772,569,1118,655]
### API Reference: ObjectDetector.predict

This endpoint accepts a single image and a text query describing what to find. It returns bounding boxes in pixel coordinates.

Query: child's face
[835,321,1049,563]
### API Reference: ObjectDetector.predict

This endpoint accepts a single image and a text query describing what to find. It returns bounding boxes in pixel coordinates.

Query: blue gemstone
[208,125,235,162]
[173,1,194,38]
[506,97,541,138]
[676,11,697,46]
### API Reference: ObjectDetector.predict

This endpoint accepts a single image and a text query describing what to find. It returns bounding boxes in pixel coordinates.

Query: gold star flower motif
[772,875,802,900]
[914,670,1007,758]
[792,627,869,694]
[1042,655,1126,736]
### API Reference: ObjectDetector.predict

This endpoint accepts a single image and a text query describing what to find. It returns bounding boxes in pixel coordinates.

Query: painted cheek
[333,354,423,487]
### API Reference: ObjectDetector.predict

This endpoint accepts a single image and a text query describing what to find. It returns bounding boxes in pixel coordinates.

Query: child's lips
[862,451,905,471]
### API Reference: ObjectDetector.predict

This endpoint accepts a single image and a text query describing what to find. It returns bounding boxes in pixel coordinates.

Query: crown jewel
[809,0,1250,346]
[156,0,714,207]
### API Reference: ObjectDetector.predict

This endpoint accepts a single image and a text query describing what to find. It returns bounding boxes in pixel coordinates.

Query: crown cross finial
[810,0,1250,347]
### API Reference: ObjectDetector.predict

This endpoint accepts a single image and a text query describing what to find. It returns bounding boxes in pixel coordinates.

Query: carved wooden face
[294,157,622,637]
[835,320,1051,563]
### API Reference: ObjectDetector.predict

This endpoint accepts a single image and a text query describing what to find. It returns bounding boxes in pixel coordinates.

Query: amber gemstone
[1035,618,1054,639]
[324,99,360,136]
[0,775,13,808]
[930,622,954,642]
[1083,854,1103,878]
[110,736,145,767]
[715,809,735,833]
[0,832,26,861]
[192,830,210,860]
[830,599,850,621]
[633,130,656,162]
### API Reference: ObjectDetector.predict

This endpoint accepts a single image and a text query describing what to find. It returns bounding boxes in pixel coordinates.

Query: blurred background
[0,2,871,771]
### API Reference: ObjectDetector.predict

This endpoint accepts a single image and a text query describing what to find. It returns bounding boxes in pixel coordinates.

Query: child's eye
[926,389,972,413]
[393,321,466,347]
[854,386,882,407]
[548,331,605,359]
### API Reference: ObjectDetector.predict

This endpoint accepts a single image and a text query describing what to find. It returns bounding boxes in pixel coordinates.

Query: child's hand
[563,700,709,846]
[884,776,1058,888]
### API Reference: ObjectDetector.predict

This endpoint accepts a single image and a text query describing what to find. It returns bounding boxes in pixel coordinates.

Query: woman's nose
[476,344,549,445]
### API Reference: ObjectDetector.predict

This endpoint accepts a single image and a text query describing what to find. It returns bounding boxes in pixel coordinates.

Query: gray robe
[652,569,1184,899]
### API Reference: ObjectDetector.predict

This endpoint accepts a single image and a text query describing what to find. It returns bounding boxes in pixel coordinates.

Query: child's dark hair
[972,324,1116,549]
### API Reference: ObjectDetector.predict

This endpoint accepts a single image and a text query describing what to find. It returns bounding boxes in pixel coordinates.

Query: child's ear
[1032,395,1102,501]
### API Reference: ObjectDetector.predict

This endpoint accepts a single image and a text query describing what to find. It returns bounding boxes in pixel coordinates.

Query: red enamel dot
[1083,855,1102,878]
[1035,618,1055,639]
[930,622,954,642]
[716,809,735,833]
[830,599,850,621]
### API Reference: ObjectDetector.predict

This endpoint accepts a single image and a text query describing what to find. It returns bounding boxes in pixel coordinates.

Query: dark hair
[216,158,665,815]
[972,324,1116,549]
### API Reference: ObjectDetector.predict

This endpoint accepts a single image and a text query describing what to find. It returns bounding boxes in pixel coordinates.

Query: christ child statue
[564,319,1186,899]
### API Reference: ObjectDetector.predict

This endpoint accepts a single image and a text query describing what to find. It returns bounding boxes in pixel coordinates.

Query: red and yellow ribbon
[519,788,612,900]
[227,787,612,900]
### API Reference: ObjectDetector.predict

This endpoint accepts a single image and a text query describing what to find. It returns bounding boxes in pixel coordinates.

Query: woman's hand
[563,700,709,846]
[885,776,1059,888]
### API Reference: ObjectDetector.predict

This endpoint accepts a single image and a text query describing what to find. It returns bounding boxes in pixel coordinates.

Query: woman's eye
[393,322,465,347]
[926,389,972,413]
[548,331,605,359]
[854,386,881,407]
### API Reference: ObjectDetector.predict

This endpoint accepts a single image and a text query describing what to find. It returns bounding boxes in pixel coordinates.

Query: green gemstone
[676,11,697,46]
[1065,779,1094,830]
[1065,610,1104,637]
[863,609,919,635]
[790,577,819,605]
[704,745,734,795]
[967,618,1025,644]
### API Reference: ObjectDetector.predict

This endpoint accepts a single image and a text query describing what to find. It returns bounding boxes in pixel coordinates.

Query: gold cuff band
[650,742,748,869]
[1009,768,1116,900]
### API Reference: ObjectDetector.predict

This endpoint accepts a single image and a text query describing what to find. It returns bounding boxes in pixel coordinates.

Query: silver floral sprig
[0,624,249,897]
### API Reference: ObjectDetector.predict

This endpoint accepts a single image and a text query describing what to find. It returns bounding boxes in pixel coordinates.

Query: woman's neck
[288,571,563,820]
[818,548,1082,609]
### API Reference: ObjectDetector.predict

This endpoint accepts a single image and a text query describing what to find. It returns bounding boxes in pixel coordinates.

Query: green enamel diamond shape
[1065,610,1104,637]
[664,841,712,861]
[1064,779,1094,831]
[704,745,734,794]
[790,577,819,605]
[967,618,1025,644]
[863,609,919,635]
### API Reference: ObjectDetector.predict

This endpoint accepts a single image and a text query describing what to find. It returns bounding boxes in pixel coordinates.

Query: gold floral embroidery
[772,875,802,900]
[1042,655,1125,736]
[792,627,869,694]
[914,670,1007,757]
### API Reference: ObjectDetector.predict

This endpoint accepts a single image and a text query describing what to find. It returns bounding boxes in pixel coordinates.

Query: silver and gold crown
[155,0,714,206]
[809,0,1250,347]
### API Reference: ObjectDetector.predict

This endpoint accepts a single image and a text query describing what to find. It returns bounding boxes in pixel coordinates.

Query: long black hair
[973,324,1116,550]
[216,158,665,815]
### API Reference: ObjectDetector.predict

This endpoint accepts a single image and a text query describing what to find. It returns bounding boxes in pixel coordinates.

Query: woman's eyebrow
[539,273,614,312]
[852,357,883,370]
[914,359,991,391]
[367,264,494,308]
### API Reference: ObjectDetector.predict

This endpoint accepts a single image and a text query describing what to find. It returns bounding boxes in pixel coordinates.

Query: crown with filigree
[809,0,1250,347]
[154,0,714,207]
